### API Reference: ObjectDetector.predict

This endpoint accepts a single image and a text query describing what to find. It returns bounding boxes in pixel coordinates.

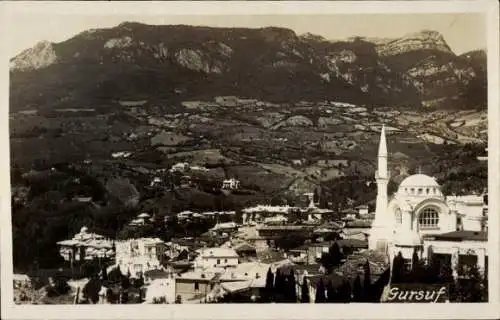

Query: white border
[1,1,499,319]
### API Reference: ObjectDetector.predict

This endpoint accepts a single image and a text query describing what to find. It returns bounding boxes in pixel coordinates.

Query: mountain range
[10,23,486,112]
[9,23,488,201]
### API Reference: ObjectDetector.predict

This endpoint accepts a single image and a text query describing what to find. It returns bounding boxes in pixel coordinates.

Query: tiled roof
[426,230,487,242]
[337,239,368,248]
[344,219,373,228]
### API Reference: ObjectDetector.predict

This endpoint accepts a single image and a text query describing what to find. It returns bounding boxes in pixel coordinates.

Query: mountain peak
[376,29,452,57]
[10,40,58,72]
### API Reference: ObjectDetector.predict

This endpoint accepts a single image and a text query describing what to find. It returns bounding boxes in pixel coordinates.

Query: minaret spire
[378,124,387,156]
[369,124,392,253]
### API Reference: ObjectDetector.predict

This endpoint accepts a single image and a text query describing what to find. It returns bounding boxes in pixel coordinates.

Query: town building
[193,247,239,270]
[115,238,167,277]
[57,227,114,263]
[369,125,488,276]
[222,178,240,190]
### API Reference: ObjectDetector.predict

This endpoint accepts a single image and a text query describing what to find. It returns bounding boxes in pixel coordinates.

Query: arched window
[418,188,423,195]
[418,207,439,229]
[426,188,430,194]
[395,208,402,225]
[410,188,415,194]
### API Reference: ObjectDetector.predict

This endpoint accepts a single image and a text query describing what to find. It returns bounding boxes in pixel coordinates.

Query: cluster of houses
[49,132,488,304]
[51,197,384,304]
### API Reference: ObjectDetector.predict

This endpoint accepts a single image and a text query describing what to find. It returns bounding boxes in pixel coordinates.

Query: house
[291,159,305,166]
[289,241,333,265]
[215,96,239,107]
[150,177,162,187]
[356,205,369,216]
[263,215,288,225]
[175,270,217,302]
[129,213,152,226]
[340,229,370,242]
[194,247,239,269]
[111,151,132,158]
[57,226,114,263]
[344,219,373,236]
[115,238,167,277]
[256,225,314,239]
[210,222,238,236]
[143,268,177,304]
[171,162,190,172]
[222,178,240,190]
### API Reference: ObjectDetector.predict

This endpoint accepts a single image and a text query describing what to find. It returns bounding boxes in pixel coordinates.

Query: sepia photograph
[1,1,499,319]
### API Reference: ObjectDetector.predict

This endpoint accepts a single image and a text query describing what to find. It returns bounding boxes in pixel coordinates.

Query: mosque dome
[397,174,442,197]
[400,174,439,188]
[393,229,422,247]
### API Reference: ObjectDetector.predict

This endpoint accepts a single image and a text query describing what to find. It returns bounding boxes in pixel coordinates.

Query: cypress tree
[339,279,352,303]
[330,242,342,267]
[287,271,297,302]
[391,252,404,284]
[326,280,335,302]
[274,269,284,295]
[101,266,108,281]
[315,278,326,303]
[301,276,310,303]
[411,249,420,283]
[353,275,363,302]
[363,260,371,302]
[265,267,274,302]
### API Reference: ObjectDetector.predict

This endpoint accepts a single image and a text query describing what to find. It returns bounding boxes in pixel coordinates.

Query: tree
[101,266,108,281]
[320,242,342,274]
[264,267,274,302]
[82,277,101,304]
[363,260,371,302]
[410,249,424,283]
[391,252,405,284]
[274,269,285,301]
[108,266,123,283]
[315,278,326,303]
[338,279,352,303]
[286,271,297,302]
[330,242,342,266]
[301,276,310,303]
[454,263,486,302]
[352,275,363,302]
[326,280,336,302]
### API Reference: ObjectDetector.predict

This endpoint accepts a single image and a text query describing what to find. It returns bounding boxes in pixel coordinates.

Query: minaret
[369,125,392,253]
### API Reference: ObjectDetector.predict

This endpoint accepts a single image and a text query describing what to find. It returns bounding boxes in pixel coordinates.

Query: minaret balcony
[375,170,391,180]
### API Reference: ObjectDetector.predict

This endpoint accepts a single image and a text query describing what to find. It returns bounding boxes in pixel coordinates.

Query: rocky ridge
[9,23,486,113]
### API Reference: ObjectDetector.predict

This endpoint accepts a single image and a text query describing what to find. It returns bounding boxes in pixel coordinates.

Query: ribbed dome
[400,174,439,188]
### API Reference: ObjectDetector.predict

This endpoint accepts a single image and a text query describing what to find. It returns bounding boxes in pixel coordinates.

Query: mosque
[369,125,488,278]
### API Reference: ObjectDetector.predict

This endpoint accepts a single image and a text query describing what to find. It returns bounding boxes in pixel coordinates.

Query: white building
[57,227,114,262]
[115,238,167,277]
[369,125,488,276]
[194,247,239,270]
[222,178,240,190]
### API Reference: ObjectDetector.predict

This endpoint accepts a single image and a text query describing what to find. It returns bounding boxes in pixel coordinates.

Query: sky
[8,13,486,57]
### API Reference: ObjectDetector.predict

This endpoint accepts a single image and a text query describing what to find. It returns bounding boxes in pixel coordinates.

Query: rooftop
[197,247,239,258]
[344,220,373,228]
[399,174,440,189]
[425,230,487,242]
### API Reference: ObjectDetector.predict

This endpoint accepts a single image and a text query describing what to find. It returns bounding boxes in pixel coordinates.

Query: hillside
[9,23,488,272]
[10,23,486,111]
